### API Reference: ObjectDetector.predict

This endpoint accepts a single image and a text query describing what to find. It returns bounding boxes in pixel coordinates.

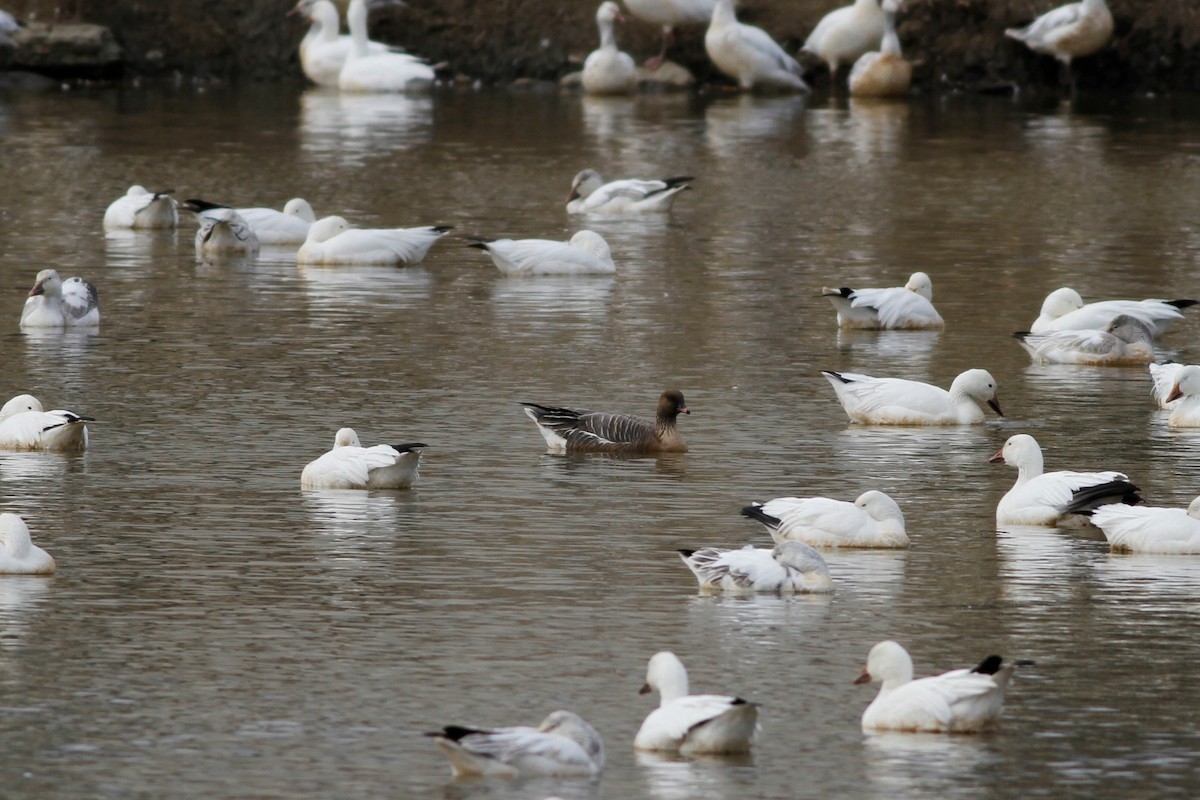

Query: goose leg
[645,26,675,71]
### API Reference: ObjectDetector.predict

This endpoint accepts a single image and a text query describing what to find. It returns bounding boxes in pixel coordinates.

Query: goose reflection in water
[299,89,433,161]
[0,576,52,653]
[704,94,807,157]
[864,732,998,797]
[834,329,942,373]
[636,748,756,800]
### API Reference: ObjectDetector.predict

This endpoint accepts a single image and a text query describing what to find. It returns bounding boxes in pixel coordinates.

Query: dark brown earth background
[3,0,1200,92]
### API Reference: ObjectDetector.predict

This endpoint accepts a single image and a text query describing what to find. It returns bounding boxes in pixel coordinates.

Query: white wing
[301,446,399,489]
[849,287,942,328]
[635,695,748,750]
[1092,504,1200,553]
[477,238,611,275]
[823,371,953,422]
[1149,362,1185,409]
[327,227,448,265]
[61,278,99,323]
[236,207,312,245]
[756,497,867,545]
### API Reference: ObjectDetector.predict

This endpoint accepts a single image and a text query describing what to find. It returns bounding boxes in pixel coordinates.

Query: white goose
[20,269,99,329]
[1005,0,1113,70]
[0,394,92,452]
[854,641,1015,733]
[426,709,605,778]
[102,185,177,229]
[802,0,886,82]
[469,231,615,276]
[339,0,434,93]
[822,368,1002,425]
[635,651,758,754]
[583,2,638,95]
[0,514,56,575]
[566,169,693,215]
[990,433,1141,526]
[1013,314,1155,366]
[1149,362,1187,409]
[847,0,910,97]
[1164,364,1200,428]
[705,0,808,91]
[1030,287,1195,337]
[677,542,834,593]
[624,0,716,69]
[821,271,943,330]
[742,490,908,548]
[293,0,396,87]
[297,216,450,266]
[183,198,316,246]
[301,427,425,490]
[1092,497,1200,554]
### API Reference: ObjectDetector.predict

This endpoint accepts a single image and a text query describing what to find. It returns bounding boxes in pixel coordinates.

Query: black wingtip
[664,176,694,188]
[1168,299,1198,309]
[677,549,696,558]
[180,198,226,213]
[971,655,1004,675]
[822,370,852,384]
[821,287,854,299]
[152,188,176,199]
[740,504,782,528]
[393,442,427,453]
[467,242,490,250]
[1065,480,1143,516]
[424,725,483,741]
[431,225,454,234]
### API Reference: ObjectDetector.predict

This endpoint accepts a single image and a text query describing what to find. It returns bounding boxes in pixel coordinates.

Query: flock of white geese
[2,0,1184,783]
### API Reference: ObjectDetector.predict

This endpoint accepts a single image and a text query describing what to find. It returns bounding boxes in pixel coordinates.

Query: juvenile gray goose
[521,389,689,454]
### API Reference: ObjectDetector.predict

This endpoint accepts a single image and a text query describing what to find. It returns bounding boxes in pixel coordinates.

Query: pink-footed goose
[521,389,689,454]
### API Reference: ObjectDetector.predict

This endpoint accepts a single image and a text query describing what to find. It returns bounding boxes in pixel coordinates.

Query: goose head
[1166,365,1200,404]
[657,389,690,420]
[567,169,604,202]
[306,216,351,244]
[1188,496,1200,520]
[773,541,832,579]
[904,271,932,300]
[854,640,914,688]
[568,230,612,262]
[0,394,43,421]
[1040,287,1085,320]
[596,0,626,25]
[949,369,1003,416]
[28,269,62,299]
[1106,314,1154,346]
[283,198,317,223]
[989,433,1044,473]
[538,710,605,768]
[333,427,363,448]
[855,490,904,524]
[640,651,690,704]
[125,184,150,197]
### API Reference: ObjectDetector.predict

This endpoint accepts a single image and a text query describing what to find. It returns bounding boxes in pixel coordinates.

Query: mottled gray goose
[521,389,689,454]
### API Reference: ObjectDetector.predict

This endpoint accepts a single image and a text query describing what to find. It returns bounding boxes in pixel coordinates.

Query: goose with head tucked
[635,651,758,754]
[1149,362,1188,409]
[847,0,910,97]
[1092,497,1200,554]
[566,169,693,216]
[705,0,809,91]
[426,709,604,778]
[292,0,399,87]
[297,216,451,266]
[469,231,615,276]
[338,0,434,93]
[1163,364,1200,428]
[802,0,886,83]
[1030,287,1195,338]
[0,394,92,452]
[741,490,908,548]
[180,200,260,258]
[521,389,689,454]
[0,514,55,575]
[103,185,177,229]
[624,0,716,69]
[301,427,425,490]
[182,198,316,246]
[990,433,1141,526]
[20,269,99,329]
[583,2,638,95]
[854,641,1015,733]
[1013,314,1155,366]
[822,271,942,330]
[678,541,834,594]
[822,368,1002,425]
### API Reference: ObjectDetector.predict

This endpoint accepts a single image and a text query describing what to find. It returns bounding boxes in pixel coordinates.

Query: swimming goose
[705,0,809,91]
[1149,362,1187,409]
[582,2,638,95]
[821,271,943,329]
[847,0,910,97]
[990,433,1141,526]
[1013,314,1155,366]
[678,542,834,593]
[0,514,55,575]
[822,369,1002,425]
[520,389,689,454]
[20,269,99,329]
[635,651,758,754]
[1005,0,1113,71]
[297,216,451,266]
[624,0,716,69]
[292,0,397,87]
[1092,497,1200,554]
[802,0,886,82]
[741,490,908,548]
[469,231,615,276]
[102,185,177,229]
[339,0,434,92]
[0,394,92,452]
[1030,288,1195,337]
[854,641,1015,733]
[566,169,693,215]
[1164,365,1200,428]
[181,198,316,246]
[426,709,604,778]
[301,427,424,489]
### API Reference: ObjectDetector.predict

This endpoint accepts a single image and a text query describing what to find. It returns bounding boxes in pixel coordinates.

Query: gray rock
[11,22,121,71]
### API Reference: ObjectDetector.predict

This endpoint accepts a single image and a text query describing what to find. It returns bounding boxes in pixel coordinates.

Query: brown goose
[520,390,690,454]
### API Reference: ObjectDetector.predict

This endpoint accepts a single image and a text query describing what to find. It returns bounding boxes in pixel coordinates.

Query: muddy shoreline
[3,0,1198,93]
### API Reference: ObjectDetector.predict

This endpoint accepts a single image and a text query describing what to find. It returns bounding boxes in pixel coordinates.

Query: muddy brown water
[1,86,1200,798]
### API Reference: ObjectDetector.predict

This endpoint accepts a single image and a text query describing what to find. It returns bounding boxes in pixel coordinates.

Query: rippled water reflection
[1,85,1199,797]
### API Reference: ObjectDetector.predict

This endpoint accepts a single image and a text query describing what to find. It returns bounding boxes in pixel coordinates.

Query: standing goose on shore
[583,2,638,95]
[848,0,910,97]
[520,389,689,454]
[103,185,177,229]
[822,271,943,329]
[822,369,1002,425]
[802,0,886,84]
[624,0,716,70]
[705,0,809,91]
[293,0,396,87]
[339,0,434,92]
[20,269,99,329]
[1005,0,1113,88]
[566,170,693,215]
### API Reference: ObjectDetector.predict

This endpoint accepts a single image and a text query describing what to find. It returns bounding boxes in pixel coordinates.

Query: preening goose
[338,0,434,92]
[847,0,910,97]
[1013,314,1155,366]
[566,169,693,215]
[1092,497,1200,554]
[821,271,943,329]
[741,490,908,548]
[20,269,99,329]
[469,231,615,276]
[822,369,1002,425]
[678,542,834,593]
[0,514,56,575]
[183,198,316,246]
[102,185,177,229]
[705,0,809,91]
[1005,0,1113,70]
[0,394,92,452]
[854,641,1015,733]
[635,651,758,754]
[520,389,689,454]
[583,2,638,95]
[1164,364,1200,428]
[1149,362,1187,409]
[426,710,605,778]
[297,216,451,266]
[300,427,424,489]
[1030,287,1195,337]
[624,0,716,69]
[802,0,886,81]
[990,433,1141,526]
[180,200,261,258]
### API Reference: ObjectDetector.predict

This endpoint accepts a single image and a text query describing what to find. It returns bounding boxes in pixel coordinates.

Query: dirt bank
[4,0,1200,92]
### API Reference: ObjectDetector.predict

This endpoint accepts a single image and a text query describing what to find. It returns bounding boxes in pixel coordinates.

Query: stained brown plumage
[521,389,690,454]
